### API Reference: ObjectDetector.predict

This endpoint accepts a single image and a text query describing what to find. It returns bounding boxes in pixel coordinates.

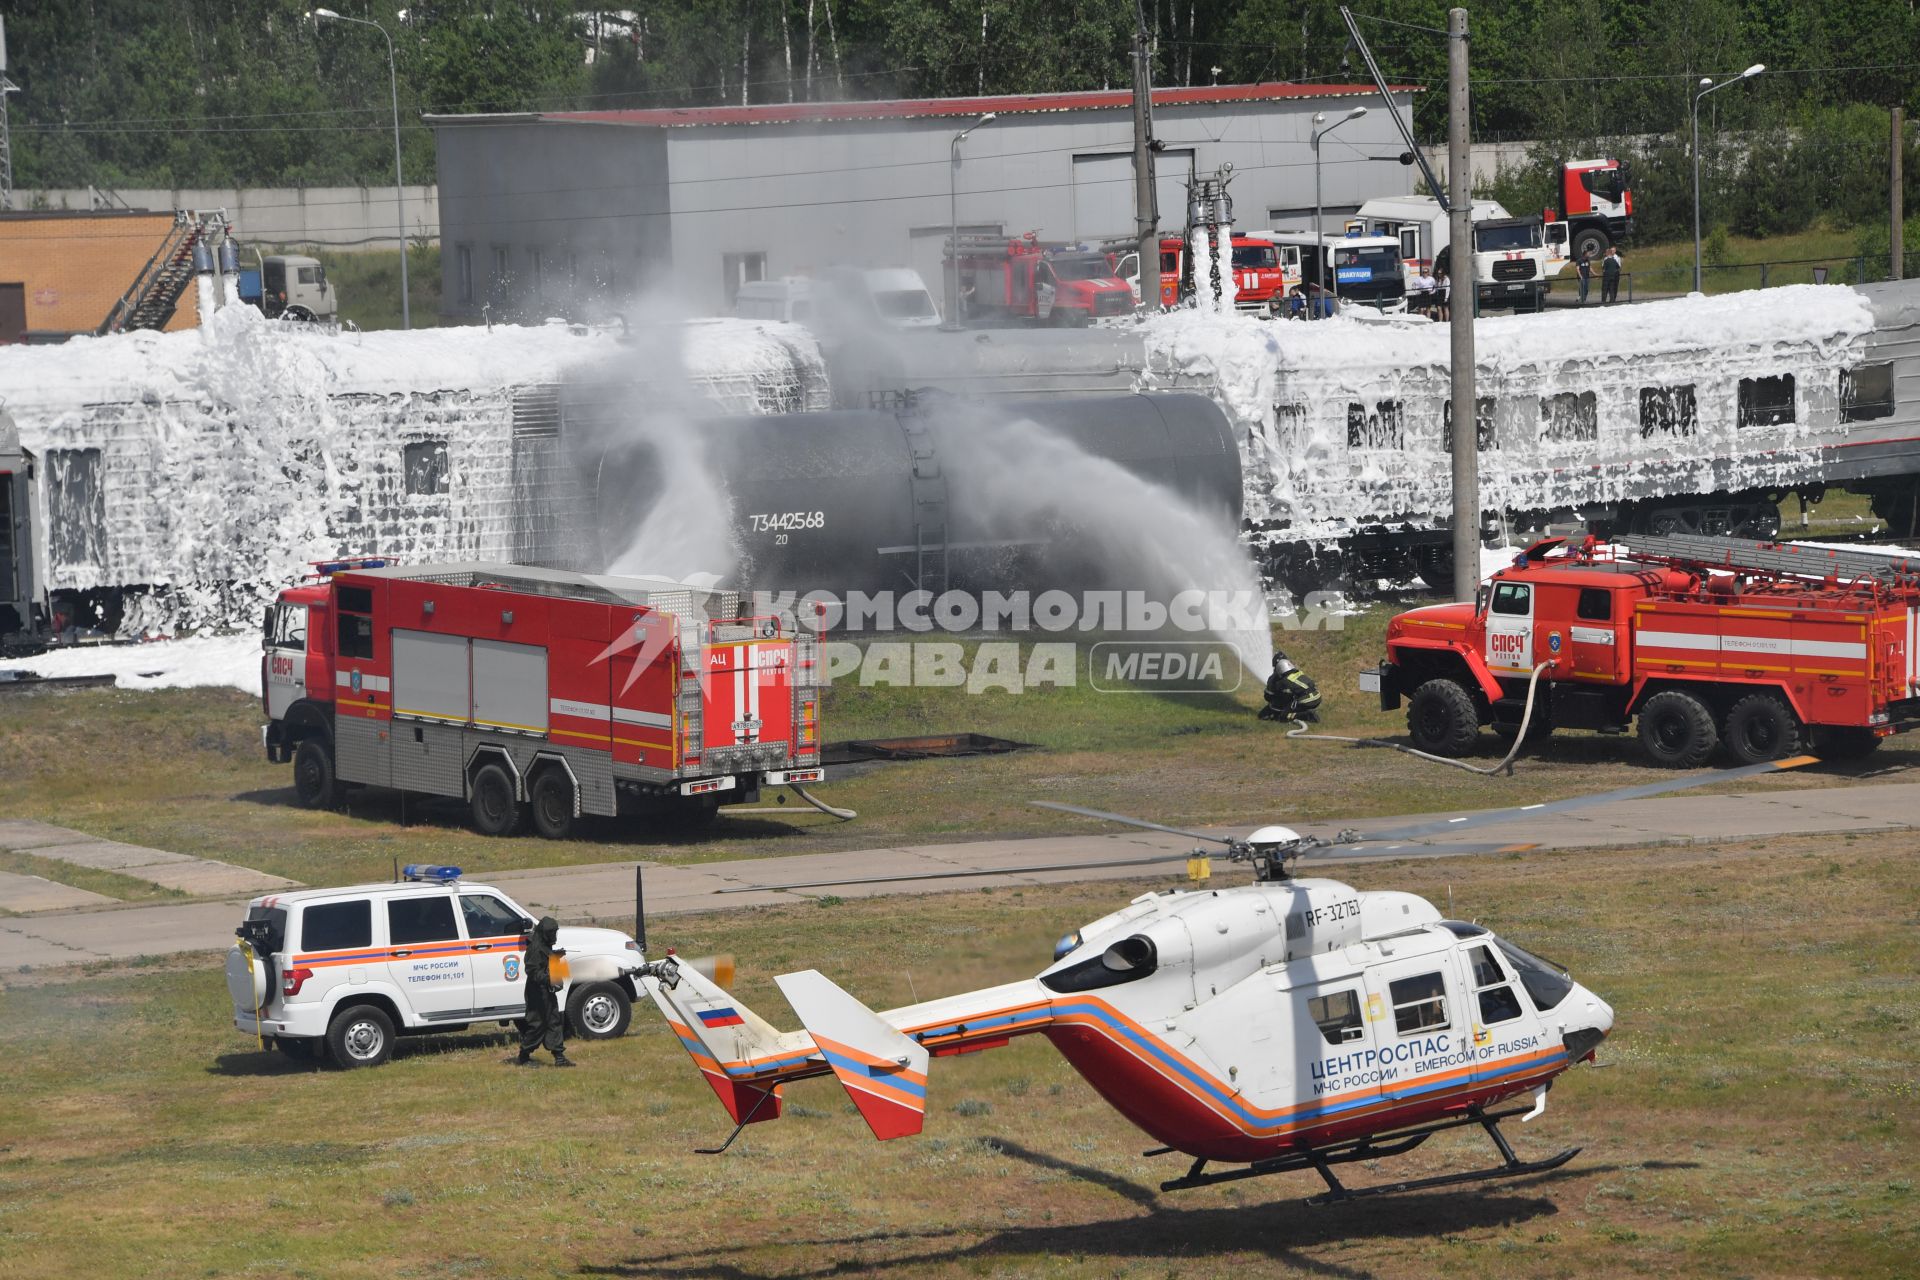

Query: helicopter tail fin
[644,957,796,1127]
[774,970,931,1140]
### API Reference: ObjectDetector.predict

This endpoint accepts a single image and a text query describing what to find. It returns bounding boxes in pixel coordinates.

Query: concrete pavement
[0,819,298,907]
[4,778,1917,976]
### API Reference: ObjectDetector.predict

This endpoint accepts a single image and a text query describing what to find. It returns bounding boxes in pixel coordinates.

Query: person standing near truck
[1601,246,1622,305]
[515,916,574,1067]
[1576,250,1594,305]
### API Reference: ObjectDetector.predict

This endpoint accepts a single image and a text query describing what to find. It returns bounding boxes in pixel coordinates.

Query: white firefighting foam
[0,301,826,636]
[1142,284,1879,539]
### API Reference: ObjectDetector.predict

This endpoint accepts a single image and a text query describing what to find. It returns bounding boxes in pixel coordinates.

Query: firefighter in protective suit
[1258,650,1322,723]
[516,916,574,1067]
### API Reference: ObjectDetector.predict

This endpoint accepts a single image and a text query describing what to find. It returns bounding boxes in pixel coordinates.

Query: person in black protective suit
[1258,650,1322,722]
[516,915,574,1067]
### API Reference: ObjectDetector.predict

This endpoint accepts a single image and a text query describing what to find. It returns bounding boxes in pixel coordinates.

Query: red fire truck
[949,233,1135,325]
[262,559,824,837]
[1155,234,1293,311]
[1365,534,1920,767]
[1553,157,1634,264]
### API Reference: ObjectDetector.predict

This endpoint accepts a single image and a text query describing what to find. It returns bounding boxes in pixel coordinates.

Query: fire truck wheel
[1809,726,1882,760]
[292,738,344,810]
[567,981,632,1039]
[529,771,576,840]
[325,1003,395,1068]
[469,763,526,837]
[1722,692,1803,764]
[1571,226,1610,264]
[1636,690,1718,768]
[1406,679,1482,757]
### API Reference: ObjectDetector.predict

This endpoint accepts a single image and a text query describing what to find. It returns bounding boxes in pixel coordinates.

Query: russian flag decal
[698,1006,746,1028]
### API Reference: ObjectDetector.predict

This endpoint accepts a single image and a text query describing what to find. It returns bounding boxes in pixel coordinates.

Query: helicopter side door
[1361,944,1469,1109]
[1453,936,1546,1070]
[1292,961,1383,1115]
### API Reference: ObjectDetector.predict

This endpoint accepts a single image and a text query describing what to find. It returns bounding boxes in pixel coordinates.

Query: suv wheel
[326,1004,396,1068]
[568,981,633,1040]
[1406,678,1481,757]
[293,738,343,810]
[529,770,576,840]
[1637,689,1718,768]
[469,761,525,836]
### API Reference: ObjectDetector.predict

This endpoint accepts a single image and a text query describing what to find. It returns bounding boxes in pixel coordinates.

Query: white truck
[1349,196,1569,314]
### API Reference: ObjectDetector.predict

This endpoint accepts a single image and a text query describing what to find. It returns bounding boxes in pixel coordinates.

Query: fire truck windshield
[1232,243,1278,269]
[1334,246,1400,273]
[1049,257,1115,281]
[1475,222,1543,251]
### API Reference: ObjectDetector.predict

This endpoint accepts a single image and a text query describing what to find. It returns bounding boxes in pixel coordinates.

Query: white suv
[225,866,645,1067]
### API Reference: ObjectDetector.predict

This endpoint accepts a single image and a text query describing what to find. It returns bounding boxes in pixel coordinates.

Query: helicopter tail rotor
[639,953,794,1131]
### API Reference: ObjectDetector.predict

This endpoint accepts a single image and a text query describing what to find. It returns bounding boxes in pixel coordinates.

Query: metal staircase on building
[99,214,205,335]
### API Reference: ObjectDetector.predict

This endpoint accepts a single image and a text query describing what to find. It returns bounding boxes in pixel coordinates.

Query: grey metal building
[428,82,1419,321]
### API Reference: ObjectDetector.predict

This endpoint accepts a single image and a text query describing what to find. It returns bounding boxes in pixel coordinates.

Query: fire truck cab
[1367,535,1920,768]
[262,560,824,837]
[949,235,1135,326]
[1153,234,1295,311]
[1556,158,1634,263]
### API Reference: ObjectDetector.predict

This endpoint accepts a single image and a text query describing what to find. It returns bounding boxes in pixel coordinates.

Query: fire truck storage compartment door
[701,641,793,752]
[392,629,472,723]
[334,711,393,788]
[471,639,549,735]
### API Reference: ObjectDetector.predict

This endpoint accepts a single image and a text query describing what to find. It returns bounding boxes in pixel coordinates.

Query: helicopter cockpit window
[1389,971,1450,1035]
[1495,938,1575,1012]
[1041,934,1158,993]
[1469,945,1523,1025]
[1307,989,1365,1045]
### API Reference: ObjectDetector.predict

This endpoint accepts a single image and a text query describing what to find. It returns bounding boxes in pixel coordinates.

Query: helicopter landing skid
[1158,1104,1579,1203]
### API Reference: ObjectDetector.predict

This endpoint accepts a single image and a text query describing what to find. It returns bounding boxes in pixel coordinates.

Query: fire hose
[1281,661,1554,778]
[728,783,857,821]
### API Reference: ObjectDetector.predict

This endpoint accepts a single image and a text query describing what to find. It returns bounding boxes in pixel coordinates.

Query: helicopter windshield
[1042,934,1158,993]
[1494,937,1574,1011]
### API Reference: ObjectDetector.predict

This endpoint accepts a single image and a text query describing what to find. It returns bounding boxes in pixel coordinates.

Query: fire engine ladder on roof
[1613,533,1920,587]
[100,212,204,335]
[899,417,950,597]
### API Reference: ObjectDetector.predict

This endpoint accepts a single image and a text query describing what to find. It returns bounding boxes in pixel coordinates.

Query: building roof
[427,82,1416,131]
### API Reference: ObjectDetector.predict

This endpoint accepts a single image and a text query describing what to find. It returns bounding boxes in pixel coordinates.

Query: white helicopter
[634,757,1804,1201]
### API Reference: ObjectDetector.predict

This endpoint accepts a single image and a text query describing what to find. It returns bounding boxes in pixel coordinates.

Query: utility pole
[0,17,18,212]
[1447,7,1476,603]
[1894,106,1905,282]
[1131,0,1159,311]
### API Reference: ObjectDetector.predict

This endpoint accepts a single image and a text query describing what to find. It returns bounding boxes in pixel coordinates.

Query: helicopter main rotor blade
[1030,800,1240,847]
[1295,753,1820,857]
[713,849,1193,894]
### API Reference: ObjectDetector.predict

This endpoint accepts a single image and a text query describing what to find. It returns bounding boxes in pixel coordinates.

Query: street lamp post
[1311,105,1367,318]
[1692,63,1765,295]
[312,8,410,329]
[945,111,997,330]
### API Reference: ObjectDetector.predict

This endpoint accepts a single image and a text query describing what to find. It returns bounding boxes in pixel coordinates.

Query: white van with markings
[225,865,645,1067]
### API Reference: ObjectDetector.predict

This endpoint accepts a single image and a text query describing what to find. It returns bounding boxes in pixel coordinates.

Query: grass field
[1617,222,1880,297]
[4,609,1912,897]
[1,832,1915,1278]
